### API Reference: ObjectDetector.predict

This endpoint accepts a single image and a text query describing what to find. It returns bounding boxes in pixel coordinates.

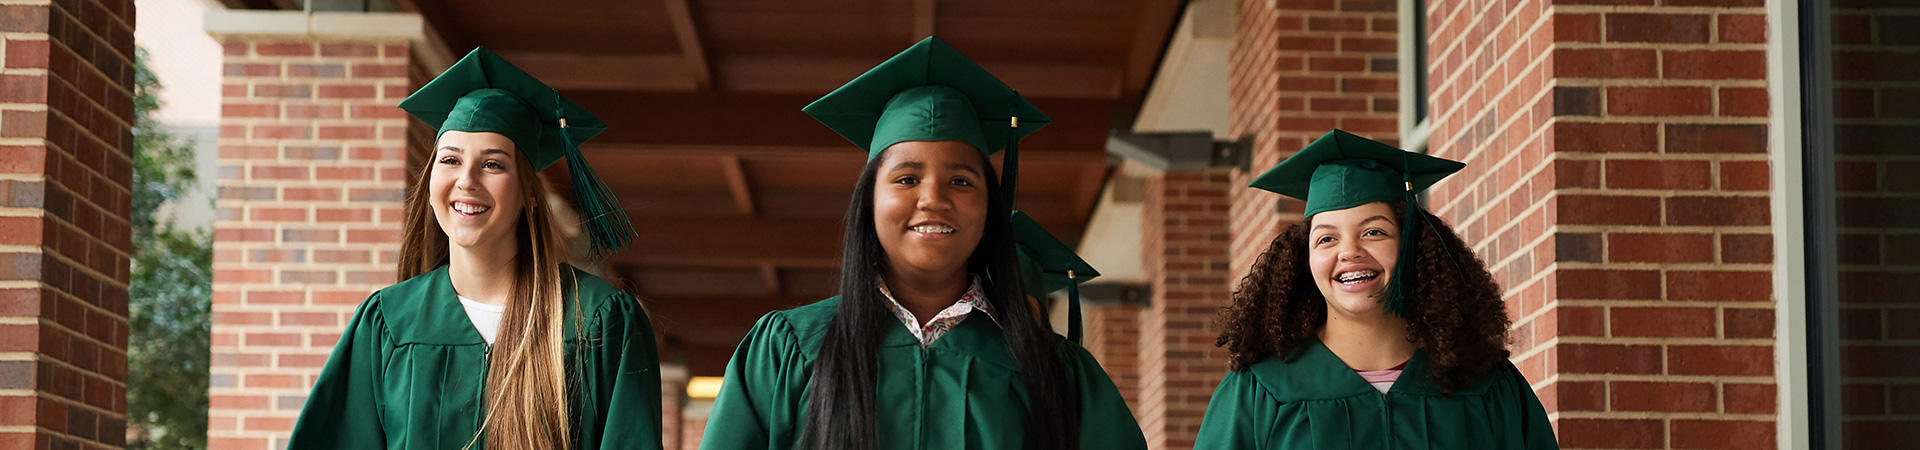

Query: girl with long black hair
[698,37,1146,450]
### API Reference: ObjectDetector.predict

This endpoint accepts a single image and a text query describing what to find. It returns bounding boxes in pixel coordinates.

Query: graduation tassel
[1066,268,1083,344]
[555,93,636,258]
[1384,155,1420,317]
[1003,107,1021,207]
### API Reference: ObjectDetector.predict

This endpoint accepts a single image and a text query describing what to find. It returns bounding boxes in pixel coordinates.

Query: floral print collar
[878,276,997,348]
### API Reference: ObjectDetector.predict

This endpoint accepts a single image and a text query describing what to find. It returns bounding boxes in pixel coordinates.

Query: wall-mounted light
[687,376,724,399]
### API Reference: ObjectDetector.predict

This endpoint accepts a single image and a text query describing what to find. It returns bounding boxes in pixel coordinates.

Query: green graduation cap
[1011,211,1099,342]
[804,36,1051,199]
[1248,129,1465,316]
[397,47,635,258]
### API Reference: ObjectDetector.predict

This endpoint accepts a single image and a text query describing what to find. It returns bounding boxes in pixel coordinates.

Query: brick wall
[0,0,136,448]
[1080,302,1143,407]
[1828,2,1920,447]
[207,38,412,450]
[1135,168,1234,449]
[1421,0,1563,438]
[681,399,711,450]
[1206,1,1407,449]
[1228,0,1404,285]
[1421,0,1776,448]
[661,366,687,450]
[1226,0,1284,287]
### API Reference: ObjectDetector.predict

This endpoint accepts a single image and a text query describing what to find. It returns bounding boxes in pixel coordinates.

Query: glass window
[1804,0,1920,447]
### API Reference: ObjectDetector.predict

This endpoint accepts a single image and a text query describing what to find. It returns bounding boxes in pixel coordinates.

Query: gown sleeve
[1060,342,1149,450]
[577,291,666,450]
[1494,365,1560,450]
[699,311,811,450]
[1193,369,1270,450]
[286,293,389,449]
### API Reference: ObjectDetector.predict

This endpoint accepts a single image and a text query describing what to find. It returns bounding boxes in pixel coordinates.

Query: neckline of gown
[1245,338,1468,401]
[386,264,589,346]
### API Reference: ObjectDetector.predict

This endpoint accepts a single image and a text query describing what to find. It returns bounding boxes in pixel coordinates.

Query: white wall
[135,0,225,231]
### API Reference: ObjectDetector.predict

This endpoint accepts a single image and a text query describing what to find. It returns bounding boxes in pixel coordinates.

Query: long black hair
[798,147,1083,450]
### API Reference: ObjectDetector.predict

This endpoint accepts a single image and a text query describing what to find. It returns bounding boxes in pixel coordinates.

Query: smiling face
[1306,201,1401,319]
[429,130,527,251]
[872,140,991,283]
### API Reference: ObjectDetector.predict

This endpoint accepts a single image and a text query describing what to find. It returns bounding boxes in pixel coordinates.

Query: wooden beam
[662,0,714,90]
[650,294,825,375]
[717,57,1123,99]
[218,0,292,9]
[399,0,479,66]
[492,52,699,92]
[719,155,756,216]
[616,217,843,269]
[759,264,783,296]
[593,144,1107,164]
[472,53,1121,99]
[1122,0,1187,101]
[568,91,1119,152]
[911,0,937,41]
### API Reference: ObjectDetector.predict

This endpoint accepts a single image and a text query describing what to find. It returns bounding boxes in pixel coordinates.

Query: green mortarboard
[398,47,635,258]
[804,36,1051,200]
[1011,211,1099,342]
[1248,129,1465,316]
[1248,129,1465,216]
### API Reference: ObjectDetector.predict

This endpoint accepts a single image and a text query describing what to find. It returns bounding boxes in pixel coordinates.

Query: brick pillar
[1136,168,1234,450]
[681,399,711,450]
[205,22,415,448]
[1418,0,1775,448]
[1829,3,1920,447]
[0,0,136,448]
[1227,0,1404,284]
[1080,303,1142,407]
[660,365,687,450]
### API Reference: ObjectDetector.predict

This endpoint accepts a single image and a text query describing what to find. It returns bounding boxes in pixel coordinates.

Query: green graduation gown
[286,264,664,450]
[1193,339,1557,450]
[698,297,1147,450]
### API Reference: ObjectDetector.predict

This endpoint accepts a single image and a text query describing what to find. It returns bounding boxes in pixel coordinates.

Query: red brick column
[1420,0,1775,448]
[661,365,686,450]
[1228,0,1404,284]
[681,399,711,450]
[1081,303,1143,407]
[206,35,413,449]
[0,0,136,448]
[1136,168,1234,450]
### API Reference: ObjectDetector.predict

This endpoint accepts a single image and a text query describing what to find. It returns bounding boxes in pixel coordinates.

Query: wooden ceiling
[234,0,1187,375]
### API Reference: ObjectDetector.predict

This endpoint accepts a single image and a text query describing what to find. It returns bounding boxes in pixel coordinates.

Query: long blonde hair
[397,148,578,450]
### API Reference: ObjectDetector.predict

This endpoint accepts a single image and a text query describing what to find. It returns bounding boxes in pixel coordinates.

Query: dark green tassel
[1384,154,1419,317]
[555,93,636,258]
[1066,268,1083,343]
[1003,107,1021,207]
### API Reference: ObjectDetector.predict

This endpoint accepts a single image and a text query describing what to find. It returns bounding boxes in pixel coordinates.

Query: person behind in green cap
[698,37,1145,450]
[286,47,660,450]
[1010,211,1099,342]
[1193,129,1557,449]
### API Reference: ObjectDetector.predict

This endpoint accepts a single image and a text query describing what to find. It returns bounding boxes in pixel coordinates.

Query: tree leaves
[126,46,211,450]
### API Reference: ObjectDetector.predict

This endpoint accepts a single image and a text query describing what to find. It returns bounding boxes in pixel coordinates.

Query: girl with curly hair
[1194,130,1557,449]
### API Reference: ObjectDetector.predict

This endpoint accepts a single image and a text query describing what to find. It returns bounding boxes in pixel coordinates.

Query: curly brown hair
[1215,202,1514,394]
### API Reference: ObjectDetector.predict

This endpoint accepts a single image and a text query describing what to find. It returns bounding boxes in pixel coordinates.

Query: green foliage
[126,46,211,450]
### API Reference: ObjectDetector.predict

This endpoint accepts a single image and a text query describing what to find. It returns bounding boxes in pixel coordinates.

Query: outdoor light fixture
[686,376,725,399]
